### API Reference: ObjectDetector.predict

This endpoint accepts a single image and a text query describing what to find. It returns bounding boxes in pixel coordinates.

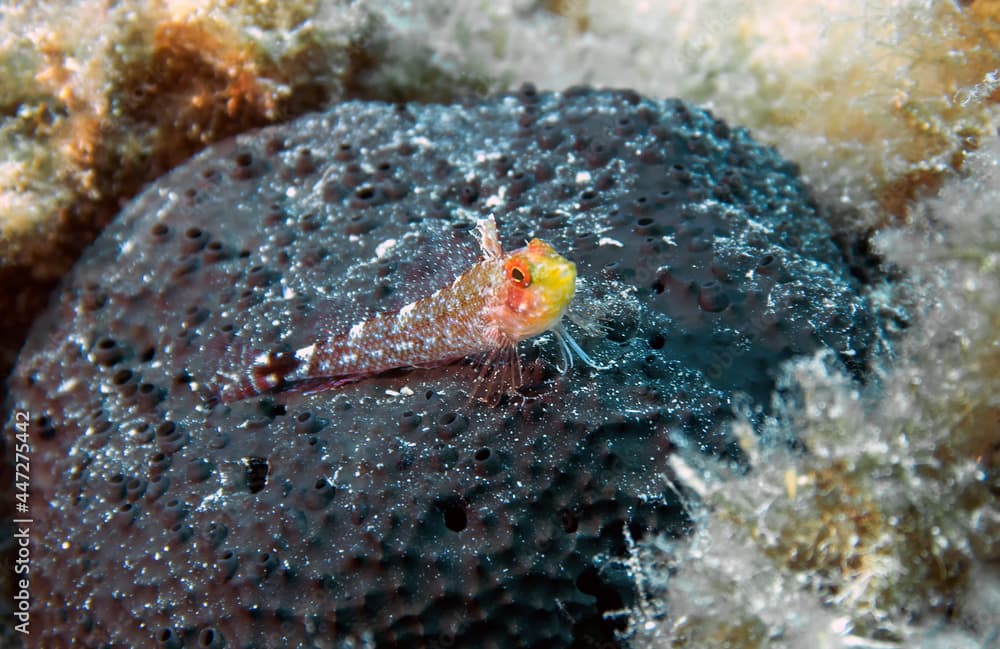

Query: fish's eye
[507,259,531,288]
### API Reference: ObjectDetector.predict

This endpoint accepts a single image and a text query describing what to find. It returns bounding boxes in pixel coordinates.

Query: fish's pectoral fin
[468,346,502,405]
[565,309,610,337]
[467,340,522,406]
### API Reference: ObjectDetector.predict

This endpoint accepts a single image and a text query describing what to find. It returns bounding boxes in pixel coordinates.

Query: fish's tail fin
[206,341,302,405]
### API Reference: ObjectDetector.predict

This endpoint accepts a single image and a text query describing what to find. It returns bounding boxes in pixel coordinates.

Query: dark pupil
[511,268,524,283]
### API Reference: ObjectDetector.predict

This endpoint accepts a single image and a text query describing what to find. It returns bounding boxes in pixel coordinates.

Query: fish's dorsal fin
[302,296,378,341]
[375,223,482,311]
[475,216,503,260]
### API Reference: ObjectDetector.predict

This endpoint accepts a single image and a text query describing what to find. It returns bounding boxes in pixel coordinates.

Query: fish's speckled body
[215,217,604,403]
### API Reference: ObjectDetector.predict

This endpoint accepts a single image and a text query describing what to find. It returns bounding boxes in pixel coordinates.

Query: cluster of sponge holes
[105,473,149,503]
[156,497,195,545]
[155,626,225,649]
[149,219,232,268]
[85,410,114,450]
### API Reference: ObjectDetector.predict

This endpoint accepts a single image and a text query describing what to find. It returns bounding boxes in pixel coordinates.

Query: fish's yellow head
[497,238,576,342]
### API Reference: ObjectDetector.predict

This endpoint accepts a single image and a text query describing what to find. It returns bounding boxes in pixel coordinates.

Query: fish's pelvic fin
[553,323,611,371]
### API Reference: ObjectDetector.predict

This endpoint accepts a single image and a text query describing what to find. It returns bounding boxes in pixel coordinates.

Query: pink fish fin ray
[508,342,523,393]
[468,345,503,405]
[468,339,522,407]
[565,308,611,337]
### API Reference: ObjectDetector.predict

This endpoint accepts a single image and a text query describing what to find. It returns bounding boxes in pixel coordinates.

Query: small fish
[214,217,607,404]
